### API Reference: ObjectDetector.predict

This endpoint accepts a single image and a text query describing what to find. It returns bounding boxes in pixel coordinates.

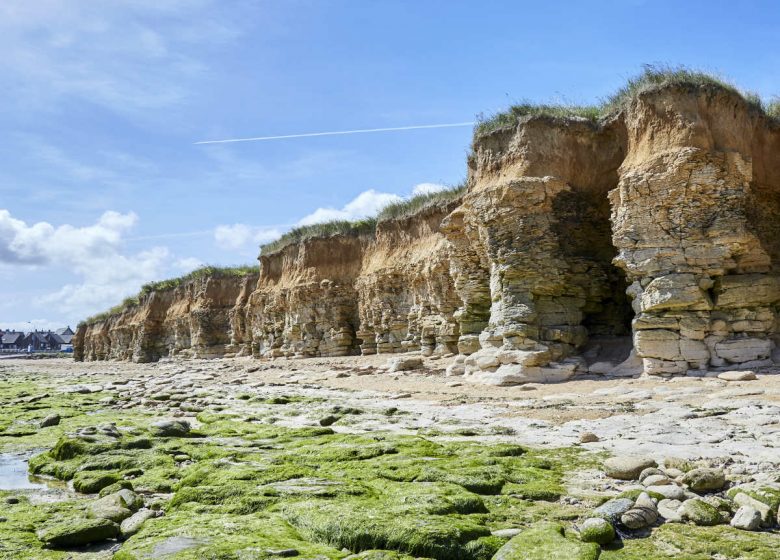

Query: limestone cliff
[356,200,461,356]
[246,235,368,358]
[76,272,254,362]
[75,76,780,384]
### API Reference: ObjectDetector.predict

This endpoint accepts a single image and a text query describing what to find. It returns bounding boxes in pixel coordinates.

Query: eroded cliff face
[449,116,632,384]
[76,275,252,362]
[246,236,367,358]
[75,83,780,384]
[612,87,780,375]
[356,202,461,356]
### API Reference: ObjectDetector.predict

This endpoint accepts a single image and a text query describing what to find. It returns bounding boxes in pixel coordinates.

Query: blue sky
[1,0,778,330]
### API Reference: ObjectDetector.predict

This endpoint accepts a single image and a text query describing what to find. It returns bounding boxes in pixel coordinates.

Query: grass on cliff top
[476,64,776,136]
[79,265,257,326]
[260,184,466,256]
[376,183,466,222]
[259,218,377,256]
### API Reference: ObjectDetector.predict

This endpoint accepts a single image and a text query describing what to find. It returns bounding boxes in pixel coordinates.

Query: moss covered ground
[1,370,778,559]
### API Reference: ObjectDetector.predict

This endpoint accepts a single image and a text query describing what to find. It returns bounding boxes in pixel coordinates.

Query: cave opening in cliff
[553,185,634,362]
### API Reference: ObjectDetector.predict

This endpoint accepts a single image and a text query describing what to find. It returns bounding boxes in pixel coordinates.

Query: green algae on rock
[492,522,600,560]
[36,516,119,547]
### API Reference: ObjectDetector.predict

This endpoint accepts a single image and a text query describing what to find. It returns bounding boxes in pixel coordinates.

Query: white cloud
[412,182,448,195]
[214,224,282,251]
[0,208,195,319]
[0,209,137,266]
[297,189,403,226]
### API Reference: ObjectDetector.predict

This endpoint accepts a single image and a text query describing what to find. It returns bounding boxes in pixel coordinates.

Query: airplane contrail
[194,121,476,145]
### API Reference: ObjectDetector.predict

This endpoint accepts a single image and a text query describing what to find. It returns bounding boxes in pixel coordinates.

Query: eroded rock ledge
[76,83,780,385]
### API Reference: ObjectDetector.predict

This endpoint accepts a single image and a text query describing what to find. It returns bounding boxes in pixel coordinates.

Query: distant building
[0,327,74,352]
[1,331,25,350]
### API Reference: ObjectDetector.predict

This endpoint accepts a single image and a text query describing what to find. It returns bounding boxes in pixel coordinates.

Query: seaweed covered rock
[679,498,723,526]
[681,468,725,493]
[37,517,119,547]
[491,522,600,560]
[578,517,615,545]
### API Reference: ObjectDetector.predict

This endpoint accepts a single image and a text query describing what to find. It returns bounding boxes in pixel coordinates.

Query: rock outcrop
[75,78,780,384]
[76,273,254,362]
[356,201,461,357]
[246,235,367,358]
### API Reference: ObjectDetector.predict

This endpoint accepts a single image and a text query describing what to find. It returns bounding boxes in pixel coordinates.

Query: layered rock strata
[356,201,461,357]
[76,82,780,385]
[245,236,367,358]
[76,275,253,362]
[451,115,632,384]
[611,87,780,375]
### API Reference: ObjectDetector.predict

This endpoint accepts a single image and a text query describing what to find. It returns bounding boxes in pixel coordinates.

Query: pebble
[579,432,599,443]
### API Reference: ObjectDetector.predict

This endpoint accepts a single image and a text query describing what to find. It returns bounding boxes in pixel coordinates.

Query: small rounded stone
[579,517,615,544]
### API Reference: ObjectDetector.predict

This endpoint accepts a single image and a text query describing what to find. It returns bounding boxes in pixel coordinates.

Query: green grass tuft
[767,97,780,120]
[376,184,466,222]
[260,218,377,257]
[476,64,776,136]
[79,264,257,326]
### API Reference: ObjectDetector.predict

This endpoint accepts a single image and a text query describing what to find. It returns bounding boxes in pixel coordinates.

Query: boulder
[646,484,685,501]
[642,474,672,487]
[620,492,658,529]
[657,499,683,523]
[717,370,757,381]
[579,432,599,444]
[730,506,762,531]
[578,517,615,545]
[681,468,725,493]
[39,413,61,428]
[731,492,774,527]
[120,508,156,538]
[37,517,119,547]
[604,456,657,480]
[385,356,423,372]
[492,522,600,560]
[89,489,142,522]
[150,419,190,437]
[679,498,722,526]
[594,498,634,523]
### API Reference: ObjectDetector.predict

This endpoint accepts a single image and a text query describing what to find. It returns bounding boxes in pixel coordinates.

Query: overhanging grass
[476,64,777,136]
[376,184,466,222]
[79,265,257,326]
[768,98,780,120]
